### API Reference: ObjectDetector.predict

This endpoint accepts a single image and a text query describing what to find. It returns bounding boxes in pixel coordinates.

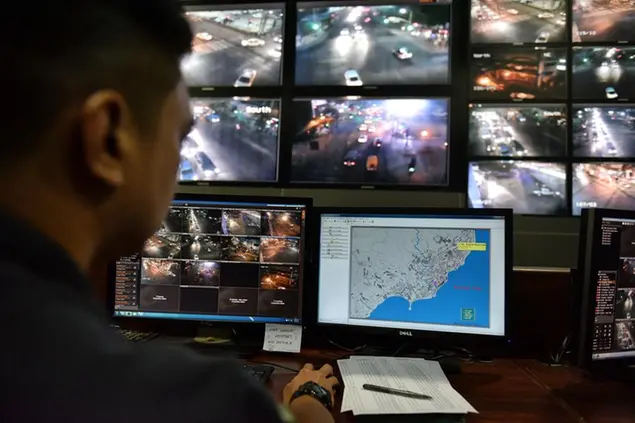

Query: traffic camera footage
[295,2,450,85]
[469,104,566,157]
[573,106,635,157]
[180,99,280,183]
[471,0,566,44]
[471,48,567,100]
[468,161,567,215]
[572,47,635,101]
[573,0,635,43]
[182,5,284,87]
[572,163,635,215]
[290,98,449,185]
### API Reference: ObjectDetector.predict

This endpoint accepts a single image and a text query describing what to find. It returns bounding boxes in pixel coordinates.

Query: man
[0,2,337,422]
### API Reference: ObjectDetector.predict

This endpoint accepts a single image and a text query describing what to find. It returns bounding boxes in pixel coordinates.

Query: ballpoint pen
[362,384,433,400]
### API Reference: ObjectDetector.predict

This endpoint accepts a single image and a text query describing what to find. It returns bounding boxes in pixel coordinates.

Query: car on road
[193,152,220,179]
[532,184,561,197]
[357,134,368,143]
[507,8,519,14]
[344,69,363,86]
[269,45,282,58]
[607,143,618,155]
[340,28,350,36]
[273,35,283,43]
[393,47,413,60]
[181,136,199,158]
[196,32,213,41]
[234,69,257,87]
[537,12,554,18]
[342,150,361,167]
[366,155,379,171]
[179,159,197,181]
[511,140,526,156]
[408,157,416,174]
[241,38,265,47]
[498,143,513,156]
[606,86,618,99]
[373,138,382,147]
[535,32,550,43]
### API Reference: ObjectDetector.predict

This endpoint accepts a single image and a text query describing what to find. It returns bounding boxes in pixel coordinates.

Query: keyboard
[118,329,160,343]
[243,363,274,383]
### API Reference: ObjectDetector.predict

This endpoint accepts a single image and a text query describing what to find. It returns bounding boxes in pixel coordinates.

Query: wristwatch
[290,381,333,409]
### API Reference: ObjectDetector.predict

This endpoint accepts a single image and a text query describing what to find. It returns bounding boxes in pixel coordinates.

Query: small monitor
[469,104,567,157]
[572,105,635,158]
[471,47,567,100]
[295,1,452,86]
[468,161,567,215]
[572,163,635,215]
[572,47,635,101]
[182,98,280,183]
[577,209,635,365]
[471,0,567,44]
[290,97,450,186]
[316,208,510,338]
[111,195,310,324]
[573,1,635,43]
[181,4,284,87]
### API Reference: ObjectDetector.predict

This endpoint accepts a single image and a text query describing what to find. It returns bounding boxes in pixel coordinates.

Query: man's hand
[283,363,339,406]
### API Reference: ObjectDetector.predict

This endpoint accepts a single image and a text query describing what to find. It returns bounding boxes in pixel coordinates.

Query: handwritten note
[263,324,302,353]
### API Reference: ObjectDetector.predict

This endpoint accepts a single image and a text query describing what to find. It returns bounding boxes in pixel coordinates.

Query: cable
[326,337,367,353]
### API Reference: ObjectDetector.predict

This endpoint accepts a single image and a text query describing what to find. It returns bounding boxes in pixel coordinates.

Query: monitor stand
[184,326,262,359]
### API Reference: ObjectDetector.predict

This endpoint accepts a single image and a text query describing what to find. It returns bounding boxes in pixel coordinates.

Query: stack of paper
[337,356,478,416]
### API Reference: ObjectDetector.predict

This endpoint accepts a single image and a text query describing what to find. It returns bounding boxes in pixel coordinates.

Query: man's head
[1,1,194,263]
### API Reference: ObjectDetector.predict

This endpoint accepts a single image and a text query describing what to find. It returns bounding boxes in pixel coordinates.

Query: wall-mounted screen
[572,47,635,100]
[471,47,567,100]
[572,0,635,43]
[572,163,635,215]
[469,104,566,157]
[295,2,451,86]
[180,98,280,183]
[471,0,566,44]
[290,98,449,185]
[468,161,567,215]
[182,4,284,87]
[573,105,635,158]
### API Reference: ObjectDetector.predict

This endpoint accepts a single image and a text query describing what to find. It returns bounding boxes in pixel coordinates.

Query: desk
[254,352,635,423]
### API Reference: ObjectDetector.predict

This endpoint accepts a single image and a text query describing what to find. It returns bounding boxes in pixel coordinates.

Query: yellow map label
[457,242,487,251]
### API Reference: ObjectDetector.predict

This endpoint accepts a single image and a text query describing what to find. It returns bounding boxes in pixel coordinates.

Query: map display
[349,227,491,328]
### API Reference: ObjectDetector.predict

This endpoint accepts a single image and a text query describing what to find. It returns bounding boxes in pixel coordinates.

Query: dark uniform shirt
[0,212,285,423]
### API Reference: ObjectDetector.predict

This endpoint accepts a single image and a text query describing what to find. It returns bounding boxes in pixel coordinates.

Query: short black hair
[2,0,192,163]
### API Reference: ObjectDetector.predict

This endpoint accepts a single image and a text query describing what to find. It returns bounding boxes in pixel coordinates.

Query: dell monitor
[315,208,511,339]
[110,194,311,325]
[577,208,635,367]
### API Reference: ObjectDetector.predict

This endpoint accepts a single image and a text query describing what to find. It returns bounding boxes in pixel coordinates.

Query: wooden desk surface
[254,353,635,423]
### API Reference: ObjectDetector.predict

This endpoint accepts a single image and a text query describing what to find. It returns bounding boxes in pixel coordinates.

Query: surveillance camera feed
[572,106,635,157]
[180,98,279,183]
[182,4,284,87]
[469,104,566,157]
[295,2,451,86]
[572,163,635,215]
[572,0,635,43]
[290,98,449,185]
[471,0,567,44]
[572,47,635,100]
[113,201,307,323]
[471,48,567,100]
[468,161,567,215]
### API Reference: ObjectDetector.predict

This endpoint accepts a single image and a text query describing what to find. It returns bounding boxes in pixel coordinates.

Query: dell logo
[398,331,413,337]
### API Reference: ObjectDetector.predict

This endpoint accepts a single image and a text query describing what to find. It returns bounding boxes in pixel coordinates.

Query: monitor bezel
[577,208,635,369]
[306,206,513,345]
[107,193,313,330]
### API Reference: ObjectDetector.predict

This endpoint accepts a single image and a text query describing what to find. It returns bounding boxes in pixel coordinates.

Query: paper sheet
[337,357,477,416]
[262,324,302,353]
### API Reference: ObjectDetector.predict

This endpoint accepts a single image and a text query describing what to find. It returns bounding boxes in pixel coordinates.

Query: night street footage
[291,98,449,185]
[469,104,566,157]
[573,47,635,101]
[573,0,635,43]
[296,3,450,85]
[182,6,284,87]
[573,106,635,157]
[180,98,279,183]
[572,163,635,215]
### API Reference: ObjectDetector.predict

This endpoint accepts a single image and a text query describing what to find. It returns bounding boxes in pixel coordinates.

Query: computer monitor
[315,208,511,338]
[110,194,311,325]
[577,208,635,366]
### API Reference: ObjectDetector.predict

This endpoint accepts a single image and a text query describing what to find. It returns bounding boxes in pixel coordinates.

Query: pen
[362,384,432,400]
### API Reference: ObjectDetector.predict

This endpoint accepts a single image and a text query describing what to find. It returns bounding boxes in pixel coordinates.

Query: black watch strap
[289,381,333,409]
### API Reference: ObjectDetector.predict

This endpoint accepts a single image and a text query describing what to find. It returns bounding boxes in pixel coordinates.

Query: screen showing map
[317,213,507,337]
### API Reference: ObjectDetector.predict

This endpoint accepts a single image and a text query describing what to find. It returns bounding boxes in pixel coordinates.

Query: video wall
[468,0,635,215]
[179,0,453,187]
